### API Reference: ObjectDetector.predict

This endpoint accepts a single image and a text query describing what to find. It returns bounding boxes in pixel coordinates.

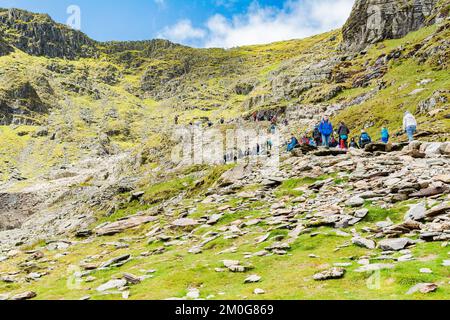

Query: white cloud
[157,0,355,48]
[157,19,206,42]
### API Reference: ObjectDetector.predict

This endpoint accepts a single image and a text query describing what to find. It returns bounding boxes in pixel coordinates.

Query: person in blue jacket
[287,134,299,152]
[319,116,333,148]
[381,126,390,144]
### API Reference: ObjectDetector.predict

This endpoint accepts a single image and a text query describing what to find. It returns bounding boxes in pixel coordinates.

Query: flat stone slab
[96,216,157,236]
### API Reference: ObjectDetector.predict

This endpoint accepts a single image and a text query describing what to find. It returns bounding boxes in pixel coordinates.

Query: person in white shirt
[403,111,417,142]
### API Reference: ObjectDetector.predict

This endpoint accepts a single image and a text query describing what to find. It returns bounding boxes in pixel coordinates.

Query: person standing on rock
[403,111,417,142]
[319,116,333,148]
[337,122,350,149]
[381,126,390,144]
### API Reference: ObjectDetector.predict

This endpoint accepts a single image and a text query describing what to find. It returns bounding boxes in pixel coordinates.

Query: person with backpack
[287,134,299,152]
[359,130,372,149]
[337,122,350,149]
[349,137,359,149]
[313,125,322,146]
[301,135,310,145]
[381,126,390,144]
[319,116,333,148]
[403,111,417,142]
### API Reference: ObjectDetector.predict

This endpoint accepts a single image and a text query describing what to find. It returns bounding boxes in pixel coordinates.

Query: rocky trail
[0,138,449,300]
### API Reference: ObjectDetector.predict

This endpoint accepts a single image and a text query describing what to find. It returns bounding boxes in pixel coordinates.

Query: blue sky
[0,0,355,47]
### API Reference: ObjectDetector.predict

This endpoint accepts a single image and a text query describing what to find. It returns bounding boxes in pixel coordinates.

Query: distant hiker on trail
[319,116,333,148]
[252,111,258,122]
[349,137,359,149]
[287,134,299,152]
[337,121,350,149]
[381,126,390,144]
[267,138,273,151]
[403,111,417,142]
[270,124,277,134]
[174,115,179,125]
[359,130,372,149]
[313,125,322,146]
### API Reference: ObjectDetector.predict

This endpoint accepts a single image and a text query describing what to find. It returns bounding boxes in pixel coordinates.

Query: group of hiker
[287,111,418,152]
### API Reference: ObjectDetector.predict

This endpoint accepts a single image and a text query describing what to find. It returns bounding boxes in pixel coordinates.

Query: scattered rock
[352,237,376,249]
[253,288,265,295]
[313,267,345,281]
[171,218,199,228]
[96,216,157,236]
[10,291,37,300]
[244,275,261,283]
[346,196,365,207]
[406,283,438,295]
[405,203,427,221]
[99,254,131,269]
[96,279,127,292]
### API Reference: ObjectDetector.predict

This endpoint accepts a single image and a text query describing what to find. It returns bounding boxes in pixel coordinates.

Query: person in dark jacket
[337,122,350,149]
[329,135,338,148]
[318,116,333,148]
[287,135,299,152]
[349,137,359,149]
[359,130,372,149]
[313,125,322,146]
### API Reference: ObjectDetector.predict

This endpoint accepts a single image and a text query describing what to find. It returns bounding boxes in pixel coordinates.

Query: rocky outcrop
[342,0,440,51]
[0,36,12,56]
[0,81,48,125]
[0,8,97,59]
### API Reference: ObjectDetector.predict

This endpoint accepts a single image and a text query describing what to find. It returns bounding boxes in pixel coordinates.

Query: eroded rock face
[0,8,97,59]
[342,0,439,51]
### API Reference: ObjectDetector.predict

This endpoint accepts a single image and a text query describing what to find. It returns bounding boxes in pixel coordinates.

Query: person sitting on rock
[403,111,417,142]
[381,126,390,144]
[349,137,359,149]
[319,116,333,148]
[337,121,350,149]
[287,134,299,152]
[359,130,372,149]
[329,134,339,148]
[313,125,322,146]
[301,134,310,145]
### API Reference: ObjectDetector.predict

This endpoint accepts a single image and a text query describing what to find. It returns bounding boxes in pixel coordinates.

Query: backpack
[361,133,370,142]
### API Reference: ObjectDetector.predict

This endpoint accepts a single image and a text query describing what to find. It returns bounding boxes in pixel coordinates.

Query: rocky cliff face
[0,8,97,59]
[342,0,441,51]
